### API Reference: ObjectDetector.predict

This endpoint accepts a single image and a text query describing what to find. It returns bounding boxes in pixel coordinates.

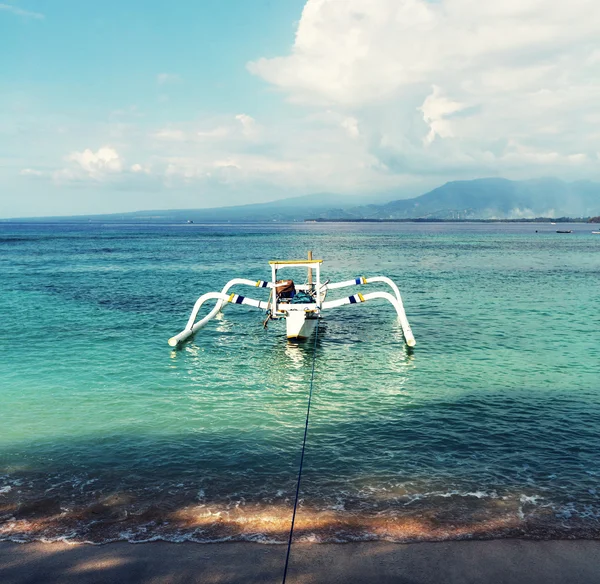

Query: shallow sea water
[1,222,599,543]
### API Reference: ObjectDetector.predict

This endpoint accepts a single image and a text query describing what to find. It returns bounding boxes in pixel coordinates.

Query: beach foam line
[2,498,600,545]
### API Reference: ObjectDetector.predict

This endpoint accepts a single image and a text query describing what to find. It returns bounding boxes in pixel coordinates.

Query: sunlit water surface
[1,222,599,543]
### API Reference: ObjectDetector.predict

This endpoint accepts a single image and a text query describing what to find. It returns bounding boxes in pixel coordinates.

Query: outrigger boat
[168,254,416,348]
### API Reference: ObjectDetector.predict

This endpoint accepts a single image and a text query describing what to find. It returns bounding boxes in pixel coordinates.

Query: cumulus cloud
[52,146,151,186]
[420,86,466,145]
[249,0,599,105]
[248,0,600,181]
[66,146,123,178]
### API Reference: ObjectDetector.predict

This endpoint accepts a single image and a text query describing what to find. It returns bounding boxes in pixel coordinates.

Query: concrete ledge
[2,540,600,584]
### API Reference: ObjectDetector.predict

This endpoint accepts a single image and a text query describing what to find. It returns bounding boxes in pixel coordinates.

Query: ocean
[1,221,599,544]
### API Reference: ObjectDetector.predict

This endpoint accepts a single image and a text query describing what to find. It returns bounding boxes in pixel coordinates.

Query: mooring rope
[281,318,321,584]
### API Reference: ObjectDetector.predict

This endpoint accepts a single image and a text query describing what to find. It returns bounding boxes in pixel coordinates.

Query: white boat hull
[286,311,318,339]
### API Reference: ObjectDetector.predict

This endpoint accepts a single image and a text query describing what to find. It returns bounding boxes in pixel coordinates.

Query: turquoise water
[1,222,599,543]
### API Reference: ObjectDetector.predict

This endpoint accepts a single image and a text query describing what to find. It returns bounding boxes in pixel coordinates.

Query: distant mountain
[3,192,392,223]
[328,178,600,220]
[4,178,599,223]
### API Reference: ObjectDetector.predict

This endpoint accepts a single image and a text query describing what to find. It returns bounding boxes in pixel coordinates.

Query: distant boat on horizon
[556,230,573,234]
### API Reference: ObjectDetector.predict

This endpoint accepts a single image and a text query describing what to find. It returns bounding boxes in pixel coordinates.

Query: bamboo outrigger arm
[168,287,270,347]
[180,278,274,333]
[321,291,416,347]
[209,278,274,315]
[323,276,403,305]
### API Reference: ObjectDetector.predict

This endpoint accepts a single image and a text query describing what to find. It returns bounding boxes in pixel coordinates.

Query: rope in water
[281,318,320,584]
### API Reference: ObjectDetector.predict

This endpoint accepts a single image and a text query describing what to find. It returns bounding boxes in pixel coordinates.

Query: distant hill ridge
[336,178,600,220]
[4,178,600,222]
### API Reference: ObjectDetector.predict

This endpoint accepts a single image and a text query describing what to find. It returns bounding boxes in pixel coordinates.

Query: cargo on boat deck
[276,280,296,299]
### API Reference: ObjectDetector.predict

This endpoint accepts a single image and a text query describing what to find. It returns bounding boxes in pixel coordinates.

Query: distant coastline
[305,217,598,223]
[0,216,597,225]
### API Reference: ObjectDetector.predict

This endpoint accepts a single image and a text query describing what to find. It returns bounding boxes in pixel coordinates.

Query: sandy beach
[2,540,600,583]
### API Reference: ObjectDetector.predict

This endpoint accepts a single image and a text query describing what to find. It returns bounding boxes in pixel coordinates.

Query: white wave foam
[519,494,543,505]
[404,489,499,505]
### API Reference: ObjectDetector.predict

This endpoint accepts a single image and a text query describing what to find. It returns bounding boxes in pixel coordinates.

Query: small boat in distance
[592,231,600,234]
[556,230,573,234]
[169,253,416,348]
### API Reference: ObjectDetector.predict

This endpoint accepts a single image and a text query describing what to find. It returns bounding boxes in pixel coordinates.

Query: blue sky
[1,0,599,217]
[2,0,303,118]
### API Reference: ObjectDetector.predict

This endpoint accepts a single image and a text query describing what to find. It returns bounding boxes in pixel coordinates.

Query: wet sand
[2,540,600,583]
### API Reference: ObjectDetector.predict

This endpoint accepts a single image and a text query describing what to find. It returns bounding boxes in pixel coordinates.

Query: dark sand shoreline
[2,540,600,583]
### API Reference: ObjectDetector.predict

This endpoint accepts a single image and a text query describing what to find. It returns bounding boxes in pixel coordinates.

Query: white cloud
[150,116,260,145]
[235,113,258,138]
[501,141,589,166]
[156,73,181,85]
[20,168,43,176]
[49,146,156,189]
[163,154,297,186]
[420,85,465,145]
[130,163,150,174]
[212,159,240,169]
[153,128,186,141]
[247,0,600,182]
[52,146,143,184]
[67,146,122,177]
[0,3,44,19]
[197,126,230,139]
[341,117,360,138]
[155,115,405,195]
[250,0,600,106]
[154,115,260,142]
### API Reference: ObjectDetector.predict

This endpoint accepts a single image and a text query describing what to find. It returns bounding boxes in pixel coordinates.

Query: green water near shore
[1,222,599,543]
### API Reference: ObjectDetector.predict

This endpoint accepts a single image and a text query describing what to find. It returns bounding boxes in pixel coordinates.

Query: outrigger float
[168,254,416,348]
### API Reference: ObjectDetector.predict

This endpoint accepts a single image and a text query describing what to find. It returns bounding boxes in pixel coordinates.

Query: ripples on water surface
[0,222,599,543]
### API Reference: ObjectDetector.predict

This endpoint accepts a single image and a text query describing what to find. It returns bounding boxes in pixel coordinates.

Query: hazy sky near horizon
[1,0,599,217]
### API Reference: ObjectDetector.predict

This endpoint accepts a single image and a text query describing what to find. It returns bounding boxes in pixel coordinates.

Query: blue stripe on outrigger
[261,281,269,288]
[355,277,361,285]
[349,295,357,304]
[235,295,245,304]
